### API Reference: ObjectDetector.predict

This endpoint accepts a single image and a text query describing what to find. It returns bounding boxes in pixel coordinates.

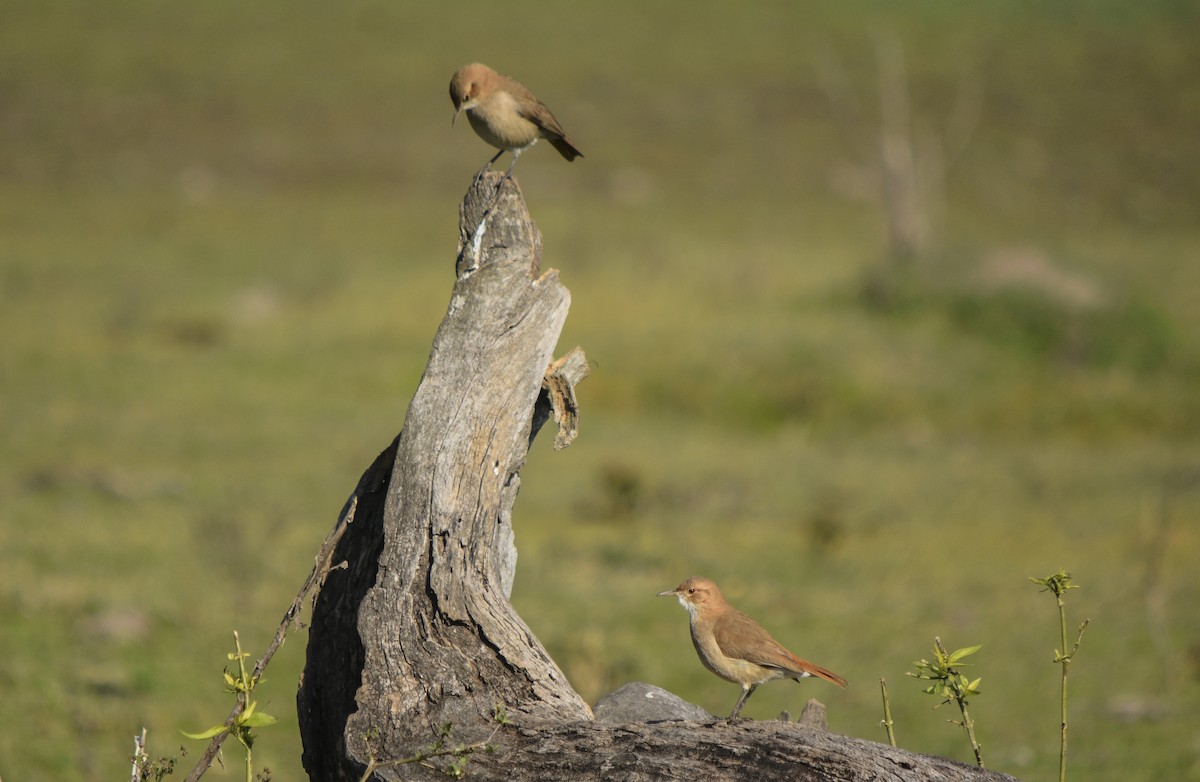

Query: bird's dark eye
[688,588,695,594]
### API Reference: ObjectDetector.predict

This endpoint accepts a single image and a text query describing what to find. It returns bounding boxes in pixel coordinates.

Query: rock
[593,682,712,723]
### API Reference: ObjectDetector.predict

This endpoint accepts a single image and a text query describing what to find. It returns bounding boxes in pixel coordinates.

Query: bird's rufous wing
[509,83,582,160]
[714,610,847,688]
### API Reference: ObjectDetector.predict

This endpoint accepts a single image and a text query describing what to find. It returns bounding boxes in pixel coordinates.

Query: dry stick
[182,496,359,782]
[130,727,147,782]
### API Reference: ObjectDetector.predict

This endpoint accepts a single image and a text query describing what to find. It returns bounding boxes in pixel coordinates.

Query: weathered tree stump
[297,171,590,779]
[296,172,1020,782]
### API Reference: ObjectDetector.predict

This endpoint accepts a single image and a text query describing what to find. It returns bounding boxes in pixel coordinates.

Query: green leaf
[242,699,257,720]
[241,711,278,728]
[181,725,228,740]
[492,703,510,726]
[948,644,982,664]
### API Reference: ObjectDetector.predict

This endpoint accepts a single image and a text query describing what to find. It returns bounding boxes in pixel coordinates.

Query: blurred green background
[2,1,1199,779]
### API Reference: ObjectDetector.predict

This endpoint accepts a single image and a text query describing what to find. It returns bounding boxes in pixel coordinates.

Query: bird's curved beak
[452,106,461,126]
[657,589,677,598]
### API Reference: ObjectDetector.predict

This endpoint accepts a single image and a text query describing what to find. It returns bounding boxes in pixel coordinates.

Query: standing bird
[449,63,583,176]
[658,576,847,719]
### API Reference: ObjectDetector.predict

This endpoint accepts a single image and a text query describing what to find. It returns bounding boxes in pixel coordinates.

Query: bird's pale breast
[690,620,780,686]
[466,91,541,152]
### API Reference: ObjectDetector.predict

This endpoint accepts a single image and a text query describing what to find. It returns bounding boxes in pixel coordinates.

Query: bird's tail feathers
[547,135,583,162]
[791,659,849,688]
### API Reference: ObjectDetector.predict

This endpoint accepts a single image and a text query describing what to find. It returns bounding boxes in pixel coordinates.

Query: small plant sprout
[879,678,897,747]
[1031,569,1089,782]
[908,637,985,767]
[182,631,278,782]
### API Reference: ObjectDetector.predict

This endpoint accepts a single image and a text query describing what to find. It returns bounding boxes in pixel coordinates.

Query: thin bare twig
[130,727,147,782]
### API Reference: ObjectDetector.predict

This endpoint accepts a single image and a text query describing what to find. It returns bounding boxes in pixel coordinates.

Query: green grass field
[2,2,1199,779]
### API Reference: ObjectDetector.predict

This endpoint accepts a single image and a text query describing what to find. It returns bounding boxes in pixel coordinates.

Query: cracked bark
[297,172,589,780]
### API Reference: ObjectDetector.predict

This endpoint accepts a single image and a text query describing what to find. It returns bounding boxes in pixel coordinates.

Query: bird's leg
[473,150,505,184]
[728,684,758,719]
[502,149,522,180]
[481,163,512,218]
[476,150,520,218]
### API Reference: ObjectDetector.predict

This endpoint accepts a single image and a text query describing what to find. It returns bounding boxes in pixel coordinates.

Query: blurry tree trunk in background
[817,34,983,280]
[875,31,984,270]
[876,32,926,265]
[294,173,1020,782]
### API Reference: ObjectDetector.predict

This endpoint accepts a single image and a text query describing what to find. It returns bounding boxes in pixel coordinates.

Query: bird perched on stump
[658,576,847,719]
[449,63,583,176]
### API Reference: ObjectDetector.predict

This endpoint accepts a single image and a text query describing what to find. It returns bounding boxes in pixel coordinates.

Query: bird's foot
[471,164,492,185]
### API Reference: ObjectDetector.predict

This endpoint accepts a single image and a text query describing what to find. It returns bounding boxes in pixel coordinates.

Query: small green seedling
[909,637,985,767]
[1031,569,1089,782]
[182,632,277,782]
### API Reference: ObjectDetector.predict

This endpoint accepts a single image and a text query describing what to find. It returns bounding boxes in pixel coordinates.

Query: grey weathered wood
[297,172,591,780]
[455,720,1022,782]
[297,173,1018,782]
[349,170,592,744]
